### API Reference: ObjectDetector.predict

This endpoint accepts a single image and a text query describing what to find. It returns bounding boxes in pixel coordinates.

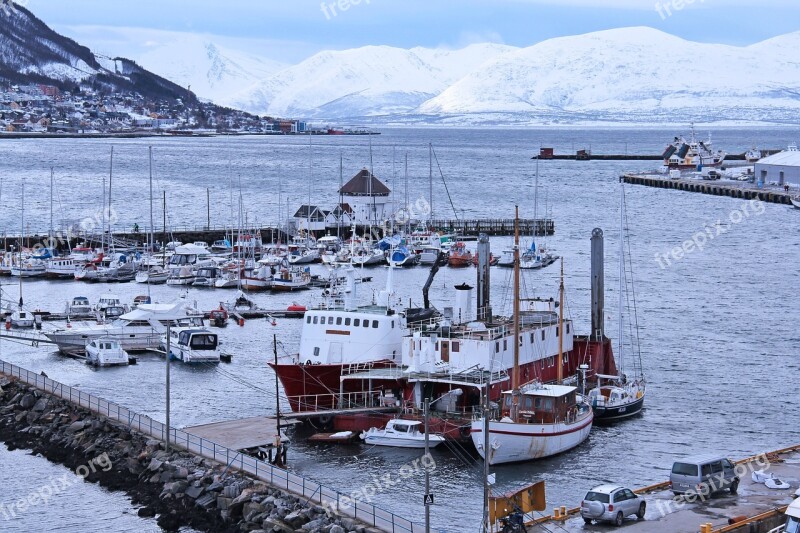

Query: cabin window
[495,342,500,353]
[519,335,523,346]
[363,320,370,328]
[556,326,559,337]
[452,342,460,353]
[313,347,320,356]
[523,397,534,410]
[391,320,395,328]
[313,316,319,324]
[328,317,335,325]
[306,316,312,324]
[354,319,360,327]
[371,320,378,328]
[394,425,408,433]
[542,330,546,340]
[336,317,342,325]
[345,318,351,326]
[435,342,439,351]
[503,339,507,350]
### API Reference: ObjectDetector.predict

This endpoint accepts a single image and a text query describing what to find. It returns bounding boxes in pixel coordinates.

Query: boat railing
[340,361,402,377]
[0,359,422,533]
[286,390,388,412]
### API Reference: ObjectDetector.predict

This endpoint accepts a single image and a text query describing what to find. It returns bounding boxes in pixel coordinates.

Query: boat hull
[591,394,645,423]
[46,330,160,356]
[470,412,593,465]
[363,435,445,448]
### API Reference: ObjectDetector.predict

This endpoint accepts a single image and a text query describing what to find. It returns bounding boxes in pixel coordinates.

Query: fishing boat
[10,256,46,278]
[163,328,221,364]
[360,420,445,449]
[85,338,130,367]
[211,239,233,254]
[470,210,594,464]
[587,182,646,422]
[45,256,76,279]
[65,296,94,318]
[240,264,273,292]
[447,242,473,267]
[662,125,727,169]
[271,262,311,291]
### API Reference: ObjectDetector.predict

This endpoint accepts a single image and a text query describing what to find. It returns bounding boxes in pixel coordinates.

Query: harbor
[621,172,795,205]
[0,128,798,532]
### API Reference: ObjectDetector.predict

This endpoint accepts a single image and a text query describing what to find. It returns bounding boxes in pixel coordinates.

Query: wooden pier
[622,173,795,205]
[428,218,554,236]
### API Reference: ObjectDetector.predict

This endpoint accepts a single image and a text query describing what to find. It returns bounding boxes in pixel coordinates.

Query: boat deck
[529,446,800,533]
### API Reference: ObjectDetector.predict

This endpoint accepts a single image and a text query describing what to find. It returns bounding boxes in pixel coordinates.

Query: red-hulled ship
[270,229,619,442]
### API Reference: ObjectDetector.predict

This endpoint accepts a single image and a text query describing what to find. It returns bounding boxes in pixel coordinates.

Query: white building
[755,144,800,186]
[293,205,328,233]
[339,169,391,226]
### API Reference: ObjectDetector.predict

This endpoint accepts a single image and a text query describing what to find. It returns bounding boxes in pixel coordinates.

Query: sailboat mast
[428,143,433,221]
[149,147,154,254]
[558,259,564,383]
[338,152,343,239]
[618,182,625,376]
[19,181,24,307]
[307,136,312,243]
[49,167,54,245]
[108,145,113,250]
[511,205,521,421]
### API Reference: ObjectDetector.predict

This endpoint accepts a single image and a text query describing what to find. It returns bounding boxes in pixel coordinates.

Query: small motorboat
[85,338,130,366]
[10,309,34,328]
[209,308,229,328]
[360,419,445,449]
[135,265,169,284]
[65,296,94,318]
[792,196,800,209]
[388,246,419,268]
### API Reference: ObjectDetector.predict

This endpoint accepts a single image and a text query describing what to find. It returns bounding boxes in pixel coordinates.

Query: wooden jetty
[428,218,554,236]
[621,173,794,205]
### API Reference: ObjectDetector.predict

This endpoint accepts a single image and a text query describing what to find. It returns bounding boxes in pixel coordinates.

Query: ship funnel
[590,227,604,339]
[454,283,474,324]
[476,233,491,320]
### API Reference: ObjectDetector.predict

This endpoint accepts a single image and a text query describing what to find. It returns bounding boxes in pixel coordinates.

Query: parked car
[670,455,739,497]
[581,484,646,526]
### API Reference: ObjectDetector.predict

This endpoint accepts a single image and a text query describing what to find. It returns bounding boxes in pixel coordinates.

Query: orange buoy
[238,318,245,327]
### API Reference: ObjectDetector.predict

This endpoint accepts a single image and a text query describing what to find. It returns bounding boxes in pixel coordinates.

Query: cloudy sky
[28,0,800,63]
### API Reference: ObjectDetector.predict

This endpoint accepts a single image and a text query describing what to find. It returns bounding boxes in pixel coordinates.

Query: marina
[0,128,798,532]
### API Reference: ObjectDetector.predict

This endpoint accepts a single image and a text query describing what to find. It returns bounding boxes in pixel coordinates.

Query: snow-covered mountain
[227,43,517,118]
[0,5,189,101]
[418,27,800,125]
[96,30,288,106]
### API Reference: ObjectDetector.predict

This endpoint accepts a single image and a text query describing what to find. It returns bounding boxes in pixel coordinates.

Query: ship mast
[511,206,521,422]
[557,258,564,384]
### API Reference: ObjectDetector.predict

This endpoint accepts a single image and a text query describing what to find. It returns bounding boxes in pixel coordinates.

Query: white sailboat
[11,182,35,328]
[470,208,593,465]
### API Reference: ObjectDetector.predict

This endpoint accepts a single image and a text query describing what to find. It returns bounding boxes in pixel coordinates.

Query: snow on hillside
[417,27,800,124]
[228,43,517,117]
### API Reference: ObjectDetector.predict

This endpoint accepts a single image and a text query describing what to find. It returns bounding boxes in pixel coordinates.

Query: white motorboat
[288,246,320,265]
[136,265,169,284]
[193,266,221,287]
[65,296,94,318]
[45,304,205,356]
[162,327,221,364]
[10,258,46,278]
[10,309,34,328]
[85,338,129,367]
[168,243,215,279]
[791,196,800,209]
[418,246,444,265]
[167,265,196,286]
[96,294,124,313]
[360,420,445,449]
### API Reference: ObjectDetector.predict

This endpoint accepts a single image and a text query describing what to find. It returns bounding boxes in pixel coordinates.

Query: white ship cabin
[402,286,573,375]
[169,243,212,266]
[297,269,403,366]
[501,384,580,424]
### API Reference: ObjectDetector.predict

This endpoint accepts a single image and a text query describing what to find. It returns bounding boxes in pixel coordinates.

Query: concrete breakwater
[0,374,385,533]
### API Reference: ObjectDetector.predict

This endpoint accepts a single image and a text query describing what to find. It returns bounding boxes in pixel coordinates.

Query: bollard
[554,508,560,519]
[5,317,10,330]
[239,318,245,327]
[561,506,567,517]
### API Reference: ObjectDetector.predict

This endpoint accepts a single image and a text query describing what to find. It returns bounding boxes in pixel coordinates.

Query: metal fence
[0,359,423,533]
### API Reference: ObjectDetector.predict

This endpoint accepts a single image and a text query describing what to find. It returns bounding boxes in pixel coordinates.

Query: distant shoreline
[0,131,381,140]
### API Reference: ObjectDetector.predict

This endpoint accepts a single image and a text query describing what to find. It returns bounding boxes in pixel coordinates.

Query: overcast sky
[28,0,800,63]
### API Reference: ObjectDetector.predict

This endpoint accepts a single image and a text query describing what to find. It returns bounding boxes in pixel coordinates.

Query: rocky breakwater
[0,376,379,533]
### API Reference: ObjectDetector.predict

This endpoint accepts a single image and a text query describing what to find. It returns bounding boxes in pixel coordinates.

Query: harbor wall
[0,360,420,533]
[621,173,794,205]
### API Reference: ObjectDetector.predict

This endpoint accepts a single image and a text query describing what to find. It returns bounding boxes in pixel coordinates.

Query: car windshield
[584,491,609,503]
[672,462,698,476]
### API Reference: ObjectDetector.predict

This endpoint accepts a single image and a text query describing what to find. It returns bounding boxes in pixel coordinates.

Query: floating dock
[622,173,795,205]
[529,444,800,533]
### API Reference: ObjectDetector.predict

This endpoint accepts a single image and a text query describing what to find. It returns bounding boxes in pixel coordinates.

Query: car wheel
[614,512,624,527]
[636,501,646,519]
[583,518,592,525]
[729,479,739,494]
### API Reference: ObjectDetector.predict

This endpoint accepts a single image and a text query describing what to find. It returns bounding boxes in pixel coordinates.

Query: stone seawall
[0,376,376,533]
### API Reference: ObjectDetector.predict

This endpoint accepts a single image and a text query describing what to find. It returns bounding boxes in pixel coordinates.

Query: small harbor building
[339,169,391,225]
[754,144,800,186]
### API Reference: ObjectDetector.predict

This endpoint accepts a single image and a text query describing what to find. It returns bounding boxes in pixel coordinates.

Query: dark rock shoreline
[0,376,376,533]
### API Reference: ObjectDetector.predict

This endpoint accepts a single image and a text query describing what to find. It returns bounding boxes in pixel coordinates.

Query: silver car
[581,484,646,527]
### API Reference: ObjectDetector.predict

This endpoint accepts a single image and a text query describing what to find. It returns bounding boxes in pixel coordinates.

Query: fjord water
[0,128,799,532]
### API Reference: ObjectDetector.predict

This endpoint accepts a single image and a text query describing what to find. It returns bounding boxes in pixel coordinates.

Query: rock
[284,509,309,529]
[159,470,173,483]
[195,493,216,510]
[206,481,224,492]
[329,526,345,533]
[223,484,241,498]
[137,507,156,518]
[32,398,49,412]
[302,517,328,531]
[339,518,358,531]
[166,481,188,494]
[184,484,204,499]
[244,501,266,518]
[19,393,36,409]
[173,466,188,479]
[65,421,86,434]
[147,458,163,472]
[261,518,295,533]
[217,496,232,510]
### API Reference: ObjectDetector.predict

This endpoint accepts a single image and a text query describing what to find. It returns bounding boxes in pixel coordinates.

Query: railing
[286,390,386,412]
[0,359,423,533]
